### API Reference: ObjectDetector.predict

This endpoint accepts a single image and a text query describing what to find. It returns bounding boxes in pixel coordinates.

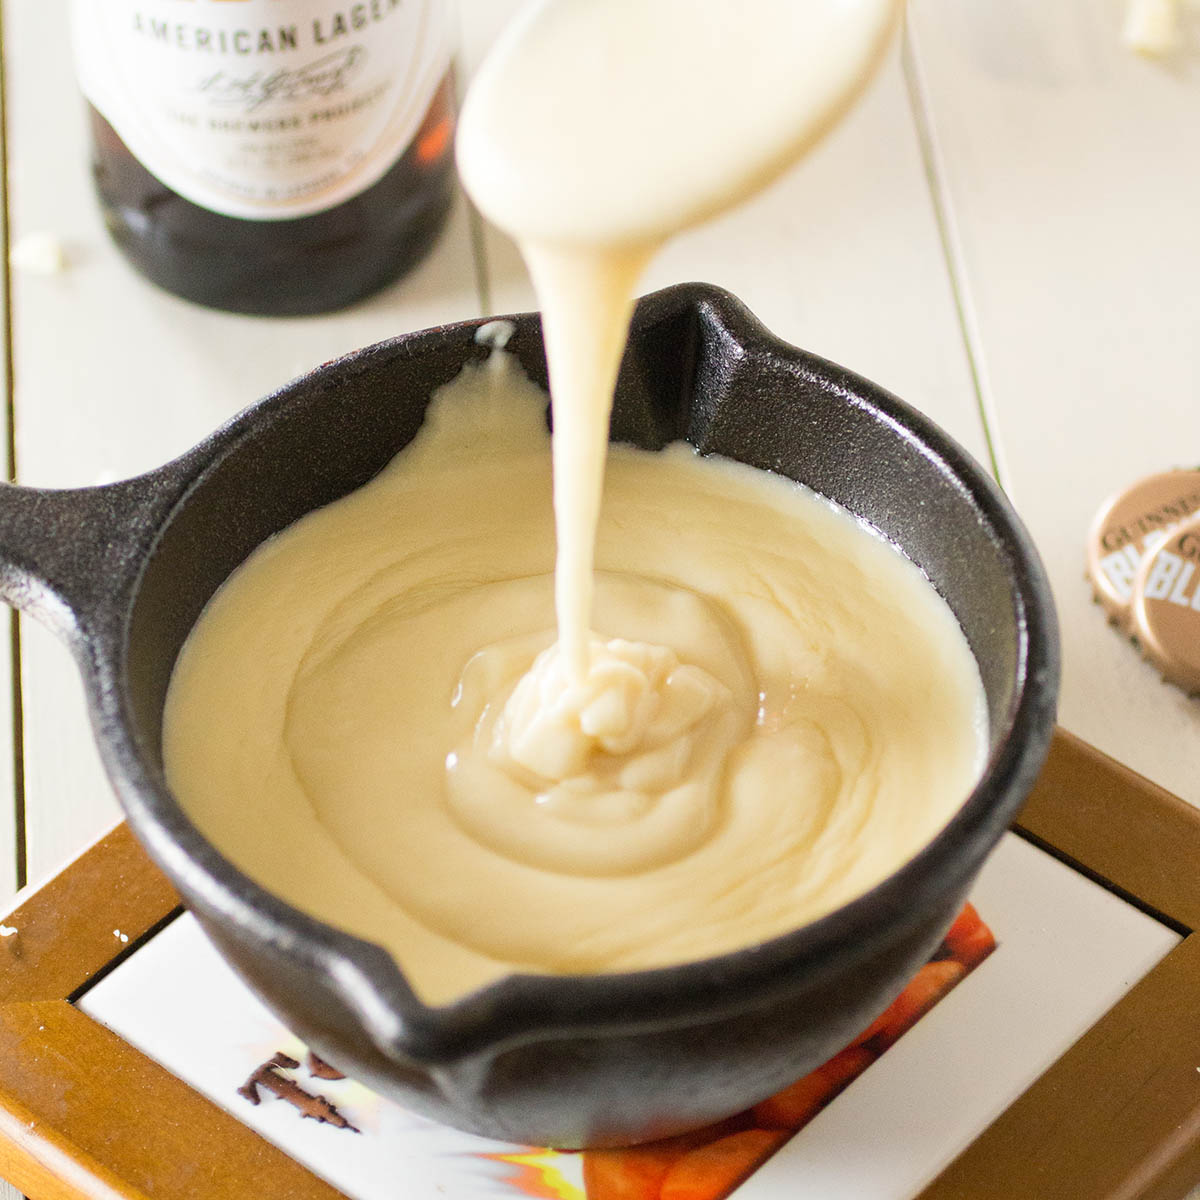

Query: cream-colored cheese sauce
[163,0,989,1005]
[164,349,986,1004]
[456,0,903,757]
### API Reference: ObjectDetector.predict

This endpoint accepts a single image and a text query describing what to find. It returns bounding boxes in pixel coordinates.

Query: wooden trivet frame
[0,729,1197,1200]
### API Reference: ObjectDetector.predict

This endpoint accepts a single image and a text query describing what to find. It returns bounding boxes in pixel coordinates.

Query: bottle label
[72,0,453,221]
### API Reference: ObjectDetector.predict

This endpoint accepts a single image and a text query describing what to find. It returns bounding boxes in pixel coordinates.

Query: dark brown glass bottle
[73,1,457,316]
[88,77,456,316]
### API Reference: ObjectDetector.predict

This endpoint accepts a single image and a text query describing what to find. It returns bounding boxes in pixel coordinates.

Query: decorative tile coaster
[75,833,1178,1200]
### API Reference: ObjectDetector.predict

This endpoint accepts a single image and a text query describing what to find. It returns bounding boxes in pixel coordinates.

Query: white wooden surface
[2,0,1200,1196]
[907,0,1200,805]
[0,37,13,913]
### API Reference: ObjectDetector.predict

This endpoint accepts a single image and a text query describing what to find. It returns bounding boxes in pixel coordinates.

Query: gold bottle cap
[1131,514,1200,695]
[1086,469,1200,629]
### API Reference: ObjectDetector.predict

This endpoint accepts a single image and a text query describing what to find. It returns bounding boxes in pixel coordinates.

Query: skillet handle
[0,473,180,648]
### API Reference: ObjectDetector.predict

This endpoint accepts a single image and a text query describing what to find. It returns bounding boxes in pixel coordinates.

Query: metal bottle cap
[1086,469,1200,629]
[1131,514,1200,694]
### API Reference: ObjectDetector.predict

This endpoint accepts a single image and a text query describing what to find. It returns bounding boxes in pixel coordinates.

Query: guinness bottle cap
[1131,515,1200,694]
[1086,469,1200,628]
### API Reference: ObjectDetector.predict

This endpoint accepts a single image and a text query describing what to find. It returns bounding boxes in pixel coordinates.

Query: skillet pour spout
[0,283,1059,1147]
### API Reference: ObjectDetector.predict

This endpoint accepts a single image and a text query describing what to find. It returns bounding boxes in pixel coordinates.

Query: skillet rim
[84,282,1060,1064]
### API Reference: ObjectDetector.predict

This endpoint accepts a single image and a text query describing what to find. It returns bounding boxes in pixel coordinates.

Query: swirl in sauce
[165,352,986,1004]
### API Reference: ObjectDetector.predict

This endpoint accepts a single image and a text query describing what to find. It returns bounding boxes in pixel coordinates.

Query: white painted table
[2,2,1198,1197]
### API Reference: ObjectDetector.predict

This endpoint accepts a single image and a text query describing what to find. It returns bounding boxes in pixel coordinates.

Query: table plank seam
[0,0,25,910]
[901,19,1007,490]
[0,7,30,1194]
[0,5,31,1185]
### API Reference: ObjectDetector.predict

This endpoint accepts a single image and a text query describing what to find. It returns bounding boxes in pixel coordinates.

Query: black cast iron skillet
[0,283,1058,1148]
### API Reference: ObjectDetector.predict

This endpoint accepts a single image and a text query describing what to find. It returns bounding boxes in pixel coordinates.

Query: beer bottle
[71,1,457,316]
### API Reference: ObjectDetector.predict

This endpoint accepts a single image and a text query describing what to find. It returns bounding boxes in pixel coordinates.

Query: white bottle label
[73,0,453,221]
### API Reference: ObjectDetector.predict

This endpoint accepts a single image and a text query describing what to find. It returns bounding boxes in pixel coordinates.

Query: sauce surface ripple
[164,351,986,1004]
